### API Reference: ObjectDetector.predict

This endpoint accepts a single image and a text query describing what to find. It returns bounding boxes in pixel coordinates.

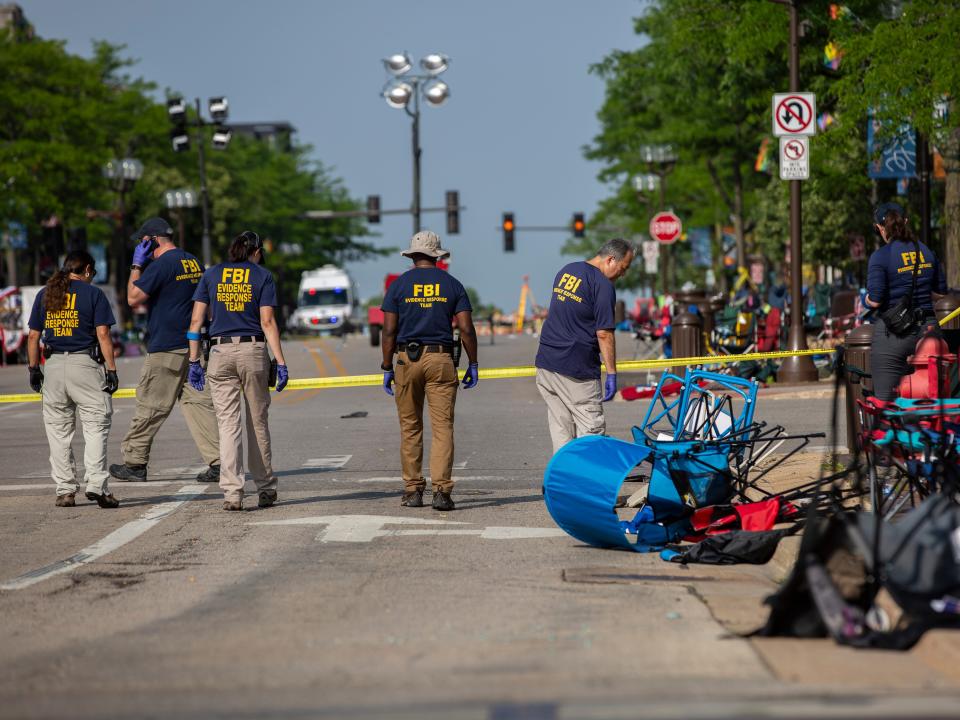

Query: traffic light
[366,195,381,223]
[446,190,459,235]
[572,212,585,238]
[502,212,515,252]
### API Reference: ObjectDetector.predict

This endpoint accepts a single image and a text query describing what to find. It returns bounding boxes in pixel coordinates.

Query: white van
[288,265,357,335]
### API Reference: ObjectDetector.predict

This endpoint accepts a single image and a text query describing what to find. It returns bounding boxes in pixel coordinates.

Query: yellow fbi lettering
[898,250,932,273]
[176,258,203,282]
[46,292,79,336]
[413,283,440,297]
[216,267,253,311]
[553,273,583,303]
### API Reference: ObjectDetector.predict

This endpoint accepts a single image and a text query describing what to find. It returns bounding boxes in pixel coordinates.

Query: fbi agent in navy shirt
[26,250,120,508]
[188,231,288,511]
[110,217,221,484]
[381,231,478,511]
[865,203,947,400]
[535,238,635,453]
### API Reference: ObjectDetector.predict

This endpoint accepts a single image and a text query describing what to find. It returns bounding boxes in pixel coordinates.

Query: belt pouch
[406,341,423,362]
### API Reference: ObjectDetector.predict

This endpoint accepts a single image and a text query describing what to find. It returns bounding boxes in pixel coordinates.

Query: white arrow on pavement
[249,514,567,543]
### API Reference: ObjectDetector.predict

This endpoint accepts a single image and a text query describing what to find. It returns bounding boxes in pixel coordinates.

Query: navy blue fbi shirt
[867,239,946,316]
[536,261,616,380]
[28,280,116,352]
[134,249,204,352]
[381,267,471,345]
[193,261,278,337]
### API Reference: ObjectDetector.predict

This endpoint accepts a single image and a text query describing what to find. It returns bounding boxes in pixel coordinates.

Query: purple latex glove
[461,363,479,390]
[188,360,205,391]
[383,370,395,396]
[275,364,288,392]
[132,238,155,268]
[602,373,618,402]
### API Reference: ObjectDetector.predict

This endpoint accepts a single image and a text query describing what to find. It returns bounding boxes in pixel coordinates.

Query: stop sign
[649,211,682,244]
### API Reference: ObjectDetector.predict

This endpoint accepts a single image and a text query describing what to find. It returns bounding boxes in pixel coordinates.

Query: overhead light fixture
[383,52,412,76]
[209,96,229,123]
[383,80,413,109]
[171,129,190,153]
[422,79,449,106]
[420,53,449,75]
[212,126,232,150]
[165,188,198,209]
[167,97,186,124]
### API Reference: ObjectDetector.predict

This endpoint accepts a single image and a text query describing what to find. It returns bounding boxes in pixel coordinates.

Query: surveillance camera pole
[194,98,213,267]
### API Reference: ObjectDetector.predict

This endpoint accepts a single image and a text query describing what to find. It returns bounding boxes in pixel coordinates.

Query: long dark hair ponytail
[44,250,95,312]
[882,209,915,244]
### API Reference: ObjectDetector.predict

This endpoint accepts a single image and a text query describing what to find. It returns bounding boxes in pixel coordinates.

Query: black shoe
[109,463,147,482]
[432,491,455,511]
[85,491,120,509]
[401,489,424,507]
[196,464,221,482]
[258,490,277,508]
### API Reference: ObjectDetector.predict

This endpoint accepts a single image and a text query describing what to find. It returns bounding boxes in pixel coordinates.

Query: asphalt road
[4,333,955,720]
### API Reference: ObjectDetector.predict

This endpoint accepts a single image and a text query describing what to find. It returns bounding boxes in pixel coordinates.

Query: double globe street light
[381,52,450,233]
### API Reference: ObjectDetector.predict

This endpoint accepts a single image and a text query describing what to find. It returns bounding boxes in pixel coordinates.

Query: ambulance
[288,265,358,335]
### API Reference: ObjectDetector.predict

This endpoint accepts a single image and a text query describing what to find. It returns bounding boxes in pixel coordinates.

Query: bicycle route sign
[772,92,816,137]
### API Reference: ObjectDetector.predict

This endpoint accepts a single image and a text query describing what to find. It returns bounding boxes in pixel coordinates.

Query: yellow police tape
[0,347,831,404]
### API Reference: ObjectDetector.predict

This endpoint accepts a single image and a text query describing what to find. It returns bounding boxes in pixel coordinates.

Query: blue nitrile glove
[132,238,154,268]
[188,359,205,391]
[602,373,618,402]
[383,370,395,396]
[275,364,288,392]
[461,363,479,390]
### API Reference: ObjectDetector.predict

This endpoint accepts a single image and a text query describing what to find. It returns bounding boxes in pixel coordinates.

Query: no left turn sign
[779,136,809,180]
[772,92,816,136]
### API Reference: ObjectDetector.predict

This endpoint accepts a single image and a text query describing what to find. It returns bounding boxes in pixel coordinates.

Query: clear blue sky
[25,0,646,311]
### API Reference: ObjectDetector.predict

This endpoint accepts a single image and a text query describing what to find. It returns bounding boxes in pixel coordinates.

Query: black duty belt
[398,343,453,354]
[212,335,265,345]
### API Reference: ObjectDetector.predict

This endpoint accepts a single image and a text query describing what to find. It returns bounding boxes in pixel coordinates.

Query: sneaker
[432,491,455,511]
[85,491,120,509]
[196,464,221,483]
[258,490,277,508]
[222,499,243,511]
[55,493,76,507]
[109,463,147,482]
[401,489,424,507]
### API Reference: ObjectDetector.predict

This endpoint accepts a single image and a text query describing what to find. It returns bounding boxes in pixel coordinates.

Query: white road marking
[453,460,468,470]
[0,402,28,413]
[0,481,174,491]
[339,475,509,484]
[0,484,209,591]
[249,514,567,543]
[303,455,352,470]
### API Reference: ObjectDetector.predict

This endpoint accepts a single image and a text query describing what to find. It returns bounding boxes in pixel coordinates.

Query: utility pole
[409,90,422,234]
[775,0,819,383]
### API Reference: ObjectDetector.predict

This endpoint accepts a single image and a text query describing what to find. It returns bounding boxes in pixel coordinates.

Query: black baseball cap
[874,202,905,226]
[130,217,174,242]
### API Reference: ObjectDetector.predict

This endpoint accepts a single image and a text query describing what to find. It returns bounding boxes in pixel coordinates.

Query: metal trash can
[843,324,874,454]
[672,309,703,376]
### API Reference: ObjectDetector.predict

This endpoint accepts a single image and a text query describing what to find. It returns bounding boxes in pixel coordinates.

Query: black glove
[28,366,43,393]
[103,369,119,395]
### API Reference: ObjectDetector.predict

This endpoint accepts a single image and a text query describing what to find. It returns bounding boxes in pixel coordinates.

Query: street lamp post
[634,172,660,293]
[639,144,677,293]
[102,157,143,307]
[167,96,232,266]
[382,52,450,235]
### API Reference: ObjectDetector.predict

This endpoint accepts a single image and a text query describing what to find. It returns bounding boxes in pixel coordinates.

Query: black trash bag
[667,529,788,566]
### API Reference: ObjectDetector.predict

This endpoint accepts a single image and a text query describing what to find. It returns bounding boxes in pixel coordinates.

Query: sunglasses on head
[240,230,262,250]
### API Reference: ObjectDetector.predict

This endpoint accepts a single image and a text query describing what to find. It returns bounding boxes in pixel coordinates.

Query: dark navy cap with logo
[874,202,905,226]
[130,217,174,242]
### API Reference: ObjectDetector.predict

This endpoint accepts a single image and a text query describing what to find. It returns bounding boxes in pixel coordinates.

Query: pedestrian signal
[446,190,459,235]
[366,195,381,224]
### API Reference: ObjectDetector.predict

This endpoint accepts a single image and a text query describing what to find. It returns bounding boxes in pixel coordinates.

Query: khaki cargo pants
[42,353,113,496]
[207,339,277,502]
[121,348,219,467]
[535,367,605,454]
[394,350,459,493]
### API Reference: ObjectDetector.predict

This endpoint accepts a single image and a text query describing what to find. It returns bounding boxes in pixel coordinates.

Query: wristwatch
[380,362,393,371]
[130,264,143,271]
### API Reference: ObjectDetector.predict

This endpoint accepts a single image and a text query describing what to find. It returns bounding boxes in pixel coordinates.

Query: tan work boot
[55,493,76,508]
[222,499,243,512]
